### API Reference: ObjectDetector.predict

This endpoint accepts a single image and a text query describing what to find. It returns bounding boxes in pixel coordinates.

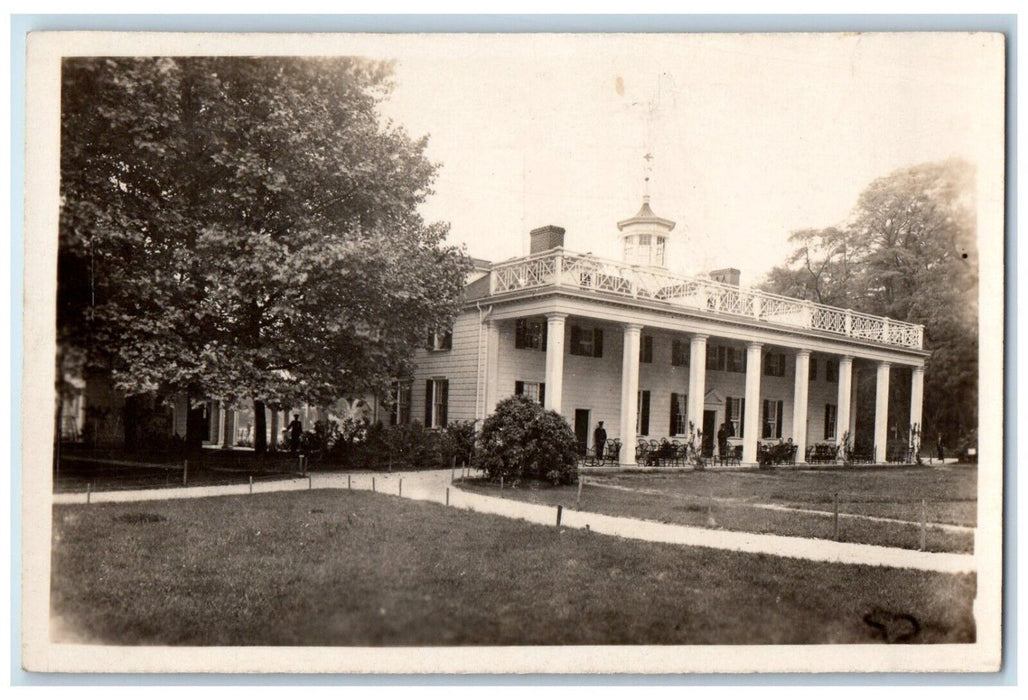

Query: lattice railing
[489,249,924,349]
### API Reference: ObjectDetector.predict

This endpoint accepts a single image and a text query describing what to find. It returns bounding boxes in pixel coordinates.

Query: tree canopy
[59,57,470,450]
[760,159,978,447]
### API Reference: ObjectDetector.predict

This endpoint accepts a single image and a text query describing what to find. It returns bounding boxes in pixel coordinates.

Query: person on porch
[594,421,607,461]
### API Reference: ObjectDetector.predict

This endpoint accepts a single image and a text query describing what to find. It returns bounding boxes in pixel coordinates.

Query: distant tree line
[760,160,978,452]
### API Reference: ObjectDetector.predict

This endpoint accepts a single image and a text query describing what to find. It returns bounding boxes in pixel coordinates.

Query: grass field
[51,490,975,645]
[460,465,977,553]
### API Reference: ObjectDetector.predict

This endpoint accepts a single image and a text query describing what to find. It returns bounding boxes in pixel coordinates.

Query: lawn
[53,449,306,494]
[460,464,977,554]
[51,490,975,645]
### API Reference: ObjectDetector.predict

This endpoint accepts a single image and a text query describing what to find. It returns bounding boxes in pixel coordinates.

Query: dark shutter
[825,403,831,440]
[541,322,547,351]
[424,380,433,426]
[594,328,603,357]
[569,325,581,355]
[639,391,650,436]
[439,380,448,426]
[442,330,453,350]
[539,383,545,406]
[670,393,680,435]
[809,358,817,381]
[776,400,784,438]
[515,381,524,396]
[515,319,526,349]
[740,397,745,437]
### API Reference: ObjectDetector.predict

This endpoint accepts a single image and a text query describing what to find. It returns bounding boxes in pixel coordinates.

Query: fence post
[399,478,403,497]
[500,476,504,490]
[86,482,91,504]
[446,487,450,506]
[372,477,376,493]
[833,493,840,541]
[556,504,563,528]
[183,460,188,487]
[920,498,927,551]
[308,475,312,490]
[347,474,351,491]
[576,479,584,509]
[249,476,253,494]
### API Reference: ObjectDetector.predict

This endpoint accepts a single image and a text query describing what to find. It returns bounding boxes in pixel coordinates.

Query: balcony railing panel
[489,249,924,350]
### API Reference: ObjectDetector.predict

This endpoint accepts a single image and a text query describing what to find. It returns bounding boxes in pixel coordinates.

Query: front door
[702,410,716,457]
[574,409,590,456]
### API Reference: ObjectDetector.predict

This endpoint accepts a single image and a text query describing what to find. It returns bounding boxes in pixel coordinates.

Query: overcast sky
[368,33,1001,285]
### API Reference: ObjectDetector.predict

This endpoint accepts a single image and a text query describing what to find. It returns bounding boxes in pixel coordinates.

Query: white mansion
[406,197,928,467]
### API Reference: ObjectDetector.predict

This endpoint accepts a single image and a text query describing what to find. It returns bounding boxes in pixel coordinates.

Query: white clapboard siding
[410,311,484,425]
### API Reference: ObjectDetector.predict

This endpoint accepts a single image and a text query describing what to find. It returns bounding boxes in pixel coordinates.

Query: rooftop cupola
[617,195,676,268]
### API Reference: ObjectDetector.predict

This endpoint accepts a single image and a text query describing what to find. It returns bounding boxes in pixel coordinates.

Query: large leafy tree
[760,160,978,448]
[59,57,470,454]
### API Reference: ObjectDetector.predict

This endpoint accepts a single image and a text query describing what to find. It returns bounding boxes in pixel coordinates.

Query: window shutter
[515,381,524,396]
[670,393,679,435]
[776,400,784,438]
[639,391,650,436]
[825,403,831,440]
[809,358,817,381]
[443,330,453,350]
[740,397,745,437]
[570,325,581,354]
[424,380,433,426]
[539,383,546,407]
[541,321,548,351]
[515,319,527,349]
[594,328,603,357]
[439,380,449,426]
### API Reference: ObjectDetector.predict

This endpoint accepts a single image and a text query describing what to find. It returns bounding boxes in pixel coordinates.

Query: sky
[366,33,1002,285]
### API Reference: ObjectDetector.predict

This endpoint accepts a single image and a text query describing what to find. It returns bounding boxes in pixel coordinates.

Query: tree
[760,160,978,448]
[59,57,470,454]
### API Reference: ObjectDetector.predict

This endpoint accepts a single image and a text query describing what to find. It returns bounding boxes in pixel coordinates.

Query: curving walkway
[53,468,976,575]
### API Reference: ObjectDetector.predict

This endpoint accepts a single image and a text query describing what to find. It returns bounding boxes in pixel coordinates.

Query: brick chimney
[710,268,741,286]
[529,225,566,254]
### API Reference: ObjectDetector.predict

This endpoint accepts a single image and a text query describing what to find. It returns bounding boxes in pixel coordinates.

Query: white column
[743,342,763,464]
[544,313,567,414]
[837,356,853,450]
[793,350,811,463]
[910,364,925,454]
[619,323,643,466]
[484,319,501,416]
[687,335,708,439]
[874,361,891,463]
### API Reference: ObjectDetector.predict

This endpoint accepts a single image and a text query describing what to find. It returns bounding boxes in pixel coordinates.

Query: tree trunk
[254,399,268,455]
[269,410,279,451]
[185,398,205,463]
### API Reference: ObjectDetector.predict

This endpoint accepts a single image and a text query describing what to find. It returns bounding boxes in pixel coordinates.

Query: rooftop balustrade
[488,248,924,350]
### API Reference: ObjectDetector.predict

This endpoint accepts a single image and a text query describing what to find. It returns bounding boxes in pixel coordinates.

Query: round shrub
[478,395,579,485]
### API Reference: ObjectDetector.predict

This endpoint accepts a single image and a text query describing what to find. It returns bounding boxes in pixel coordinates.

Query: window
[424,378,448,428]
[637,390,651,436]
[390,381,412,426]
[570,325,604,357]
[726,396,745,437]
[809,357,818,381]
[763,352,786,377]
[514,318,547,351]
[707,345,746,372]
[515,380,545,406]
[826,359,839,382]
[639,335,653,363]
[428,329,453,351]
[669,393,687,436]
[671,338,690,367]
[762,399,784,439]
[824,404,838,440]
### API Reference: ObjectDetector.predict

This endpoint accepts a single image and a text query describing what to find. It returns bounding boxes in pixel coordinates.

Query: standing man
[593,421,607,461]
[288,413,303,454]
